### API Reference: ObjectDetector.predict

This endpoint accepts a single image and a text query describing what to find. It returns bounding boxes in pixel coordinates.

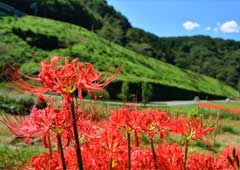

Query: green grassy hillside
[0,16,239,98]
[2,0,240,89]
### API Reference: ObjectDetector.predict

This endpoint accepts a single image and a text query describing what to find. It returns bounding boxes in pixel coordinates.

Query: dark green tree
[120,81,129,101]
[142,82,153,105]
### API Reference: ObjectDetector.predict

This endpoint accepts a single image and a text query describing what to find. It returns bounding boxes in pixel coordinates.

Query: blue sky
[107,0,240,41]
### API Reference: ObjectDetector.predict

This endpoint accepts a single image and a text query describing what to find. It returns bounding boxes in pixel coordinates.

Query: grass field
[0,118,46,169]
[1,99,240,169]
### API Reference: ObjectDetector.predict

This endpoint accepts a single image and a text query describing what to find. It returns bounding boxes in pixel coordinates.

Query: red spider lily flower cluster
[156,143,184,170]
[141,109,169,139]
[220,147,240,169]
[6,56,120,101]
[3,102,73,146]
[1,56,238,170]
[169,117,214,144]
[24,149,78,170]
[196,102,240,114]
[187,153,228,170]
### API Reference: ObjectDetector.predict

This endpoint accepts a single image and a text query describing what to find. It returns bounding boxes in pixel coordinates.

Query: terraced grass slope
[0,16,239,98]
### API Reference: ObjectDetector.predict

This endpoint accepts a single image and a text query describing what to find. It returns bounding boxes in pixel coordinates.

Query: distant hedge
[107,81,226,102]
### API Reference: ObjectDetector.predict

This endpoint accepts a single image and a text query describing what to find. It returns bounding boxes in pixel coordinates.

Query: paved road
[93,99,234,106]
[49,95,235,106]
[149,100,227,106]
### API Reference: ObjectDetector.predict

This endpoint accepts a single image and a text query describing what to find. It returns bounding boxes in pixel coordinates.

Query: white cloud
[205,26,211,31]
[183,21,200,30]
[220,20,239,33]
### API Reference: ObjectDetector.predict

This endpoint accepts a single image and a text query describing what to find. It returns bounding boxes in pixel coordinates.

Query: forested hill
[2,0,240,90]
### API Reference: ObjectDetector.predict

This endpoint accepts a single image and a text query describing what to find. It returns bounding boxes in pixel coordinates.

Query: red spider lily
[220,147,240,170]
[75,114,100,143]
[5,56,120,101]
[109,106,147,146]
[23,149,78,170]
[81,142,127,170]
[81,144,109,170]
[109,106,147,170]
[0,114,29,139]
[23,152,62,170]
[141,109,169,139]
[156,143,184,170]
[227,108,240,114]
[95,125,126,156]
[169,117,214,144]
[187,153,229,170]
[131,149,155,170]
[4,64,50,95]
[109,107,129,129]
[89,124,127,168]
[196,102,226,111]
[196,102,240,114]
[2,103,72,147]
[37,94,46,103]
[168,117,214,170]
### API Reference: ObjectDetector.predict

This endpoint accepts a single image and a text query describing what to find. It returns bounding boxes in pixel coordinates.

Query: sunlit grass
[211,101,240,109]
[0,144,46,169]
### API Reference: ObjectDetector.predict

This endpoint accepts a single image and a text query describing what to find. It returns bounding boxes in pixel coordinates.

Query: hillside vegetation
[0,16,238,100]
[2,0,240,89]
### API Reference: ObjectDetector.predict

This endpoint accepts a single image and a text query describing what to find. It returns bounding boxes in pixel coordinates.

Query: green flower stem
[184,139,189,170]
[127,132,131,170]
[71,97,84,170]
[109,156,113,170]
[48,136,53,159]
[150,139,158,170]
[57,133,67,170]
